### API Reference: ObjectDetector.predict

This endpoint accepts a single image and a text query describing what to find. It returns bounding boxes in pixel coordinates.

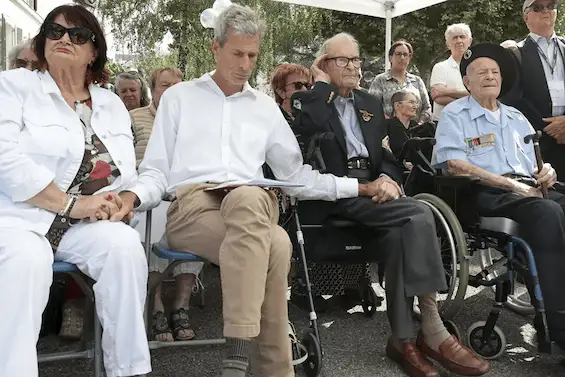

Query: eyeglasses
[326,56,364,68]
[42,22,96,45]
[529,2,558,12]
[14,58,37,69]
[286,81,312,90]
[399,100,420,106]
[393,52,412,59]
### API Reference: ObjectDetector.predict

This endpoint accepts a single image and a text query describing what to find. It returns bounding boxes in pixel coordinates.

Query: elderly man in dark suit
[291,32,489,377]
[503,0,565,178]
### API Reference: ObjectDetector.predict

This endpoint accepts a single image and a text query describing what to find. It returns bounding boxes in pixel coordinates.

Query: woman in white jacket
[0,5,151,377]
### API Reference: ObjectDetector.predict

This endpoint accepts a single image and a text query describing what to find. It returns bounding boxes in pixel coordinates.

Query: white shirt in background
[131,72,359,211]
[430,56,467,121]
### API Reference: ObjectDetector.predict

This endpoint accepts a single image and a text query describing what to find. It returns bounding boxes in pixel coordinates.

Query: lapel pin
[327,91,335,104]
[360,109,373,122]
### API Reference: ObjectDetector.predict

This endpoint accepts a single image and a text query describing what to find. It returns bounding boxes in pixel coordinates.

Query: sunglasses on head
[287,81,312,90]
[530,2,558,12]
[42,22,95,45]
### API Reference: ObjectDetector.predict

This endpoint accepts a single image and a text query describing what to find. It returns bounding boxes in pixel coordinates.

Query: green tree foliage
[98,0,565,85]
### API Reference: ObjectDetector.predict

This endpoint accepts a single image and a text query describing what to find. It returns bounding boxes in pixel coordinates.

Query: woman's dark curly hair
[32,4,109,85]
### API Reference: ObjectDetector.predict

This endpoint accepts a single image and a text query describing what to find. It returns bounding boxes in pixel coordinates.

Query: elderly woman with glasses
[270,63,312,123]
[8,40,38,70]
[0,5,150,377]
[369,40,432,123]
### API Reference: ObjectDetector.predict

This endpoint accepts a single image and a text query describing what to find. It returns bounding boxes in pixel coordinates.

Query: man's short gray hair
[316,33,359,57]
[445,23,472,42]
[214,4,266,47]
[8,41,32,69]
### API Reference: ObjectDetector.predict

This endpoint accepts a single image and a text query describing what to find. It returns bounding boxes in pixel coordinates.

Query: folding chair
[143,208,226,349]
[38,260,103,377]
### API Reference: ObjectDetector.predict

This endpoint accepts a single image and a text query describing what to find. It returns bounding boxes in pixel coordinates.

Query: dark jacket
[502,36,565,178]
[387,118,436,162]
[290,82,403,223]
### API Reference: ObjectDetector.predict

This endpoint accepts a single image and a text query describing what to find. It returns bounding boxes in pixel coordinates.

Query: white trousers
[0,221,151,377]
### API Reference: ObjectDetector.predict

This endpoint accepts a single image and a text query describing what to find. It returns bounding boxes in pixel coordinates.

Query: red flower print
[90,160,112,180]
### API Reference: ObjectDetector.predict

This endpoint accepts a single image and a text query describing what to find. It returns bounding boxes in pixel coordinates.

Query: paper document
[205,179,304,191]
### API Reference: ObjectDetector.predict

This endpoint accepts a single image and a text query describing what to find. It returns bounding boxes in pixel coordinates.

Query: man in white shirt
[112,5,388,377]
[429,23,472,121]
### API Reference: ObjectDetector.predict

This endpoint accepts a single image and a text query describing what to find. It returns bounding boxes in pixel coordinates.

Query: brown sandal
[152,311,173,342]
[170,308,196,341]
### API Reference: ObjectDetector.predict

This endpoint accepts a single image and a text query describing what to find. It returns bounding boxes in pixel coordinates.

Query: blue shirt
[431,96,537,177]
[334,94,369,159]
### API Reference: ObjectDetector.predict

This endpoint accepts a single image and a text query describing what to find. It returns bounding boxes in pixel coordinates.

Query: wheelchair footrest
[469,271,511,288]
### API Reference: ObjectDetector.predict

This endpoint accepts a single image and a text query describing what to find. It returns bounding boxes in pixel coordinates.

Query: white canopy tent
[272,0,449,67]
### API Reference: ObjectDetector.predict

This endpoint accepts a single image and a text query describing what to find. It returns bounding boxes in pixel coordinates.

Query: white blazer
[0,69,138,235]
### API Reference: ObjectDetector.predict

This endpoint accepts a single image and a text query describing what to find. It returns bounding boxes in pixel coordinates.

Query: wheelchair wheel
[413,193,470,320]
[302,331,323,377]
[479,248,535,316]
[361,283,378,317]
[467,321,506,360]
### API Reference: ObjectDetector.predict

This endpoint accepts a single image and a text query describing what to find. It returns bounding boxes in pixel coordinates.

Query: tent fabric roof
[272,0,447,19]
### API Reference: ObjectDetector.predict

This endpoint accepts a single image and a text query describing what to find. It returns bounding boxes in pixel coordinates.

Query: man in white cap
[504,0,565,180]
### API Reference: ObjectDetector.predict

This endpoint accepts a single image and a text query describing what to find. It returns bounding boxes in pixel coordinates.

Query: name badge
[465,133,495,149]
[548,80,565,107]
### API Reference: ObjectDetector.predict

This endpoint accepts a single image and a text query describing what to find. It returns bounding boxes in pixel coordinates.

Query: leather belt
[347,158,370,170]
[503,173,536,186]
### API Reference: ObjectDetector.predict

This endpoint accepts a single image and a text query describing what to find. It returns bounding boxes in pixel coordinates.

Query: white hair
[500,39,519,49]
[214,4,266,47]
[445,23,472,42]
[316,32,359,57]
[8,40,32,69]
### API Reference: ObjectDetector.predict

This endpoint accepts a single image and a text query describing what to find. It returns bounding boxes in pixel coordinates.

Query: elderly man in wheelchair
[291,32,489,377]
[432,43,565,358]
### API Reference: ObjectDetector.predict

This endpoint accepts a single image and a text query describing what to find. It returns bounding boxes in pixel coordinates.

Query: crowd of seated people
[1,1,565,377]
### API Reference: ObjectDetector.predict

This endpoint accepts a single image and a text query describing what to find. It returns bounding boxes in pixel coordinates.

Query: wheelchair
[400,136,563,360]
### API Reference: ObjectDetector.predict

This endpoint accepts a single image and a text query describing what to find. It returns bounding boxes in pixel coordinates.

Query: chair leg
[93,307,103,377]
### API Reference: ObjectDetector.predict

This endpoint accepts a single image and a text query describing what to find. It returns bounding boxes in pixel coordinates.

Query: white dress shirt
[131,72,359,211]
[430,56,467,121]
[0,69,138,235]
[530,32,565,116]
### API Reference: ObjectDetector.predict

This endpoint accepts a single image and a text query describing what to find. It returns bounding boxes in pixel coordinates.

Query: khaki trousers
[167,184,294,377]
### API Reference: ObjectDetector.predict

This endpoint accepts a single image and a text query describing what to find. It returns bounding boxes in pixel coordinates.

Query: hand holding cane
[524,131,549,198]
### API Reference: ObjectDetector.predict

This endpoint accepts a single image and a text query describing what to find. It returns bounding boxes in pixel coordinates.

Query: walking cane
[524,131,548,198]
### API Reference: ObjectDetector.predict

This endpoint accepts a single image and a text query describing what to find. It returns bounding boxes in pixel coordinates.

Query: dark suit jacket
[290,82,403,223]
[503,36,565,177]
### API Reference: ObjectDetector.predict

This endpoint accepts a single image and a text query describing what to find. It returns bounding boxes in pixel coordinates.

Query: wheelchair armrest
[398,137,436,161]
[435,175,480,189]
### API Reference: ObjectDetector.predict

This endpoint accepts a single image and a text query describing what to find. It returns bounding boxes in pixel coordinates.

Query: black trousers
[332,197,447,339]
[475,187,565,348]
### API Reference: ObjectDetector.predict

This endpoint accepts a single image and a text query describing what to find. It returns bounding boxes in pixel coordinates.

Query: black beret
[460,43,518,98]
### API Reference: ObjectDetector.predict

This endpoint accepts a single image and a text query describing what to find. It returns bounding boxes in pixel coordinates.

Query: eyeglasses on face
[286,81,312,90]
[326,56,364,68]
[393,51,412,59]
[43,22,95,45]
[399,100,420,106]
[14,58,37,69]
[529,2,558,12]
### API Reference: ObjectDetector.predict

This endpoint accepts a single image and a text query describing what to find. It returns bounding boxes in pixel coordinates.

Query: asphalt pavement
[38,259,565,377]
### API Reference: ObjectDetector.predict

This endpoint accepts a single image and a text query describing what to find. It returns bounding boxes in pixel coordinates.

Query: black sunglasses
[287,81,312,90]
[530,2,558,12]
[42,22,96,45]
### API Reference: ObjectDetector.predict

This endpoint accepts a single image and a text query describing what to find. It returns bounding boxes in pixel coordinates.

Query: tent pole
[385,1,393,69]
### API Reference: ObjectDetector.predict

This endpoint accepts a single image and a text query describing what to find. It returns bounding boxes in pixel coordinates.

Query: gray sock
[225,337,250,363]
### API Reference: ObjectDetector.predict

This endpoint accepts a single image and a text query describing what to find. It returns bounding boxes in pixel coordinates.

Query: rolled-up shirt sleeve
[124,91,178,211]
[0,73,55,202]
[432,110,468,168]
[266,114,358,201]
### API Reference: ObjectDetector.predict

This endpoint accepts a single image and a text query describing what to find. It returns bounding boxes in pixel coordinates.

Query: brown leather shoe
[417,333,490,376]
[386,337,439,377]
